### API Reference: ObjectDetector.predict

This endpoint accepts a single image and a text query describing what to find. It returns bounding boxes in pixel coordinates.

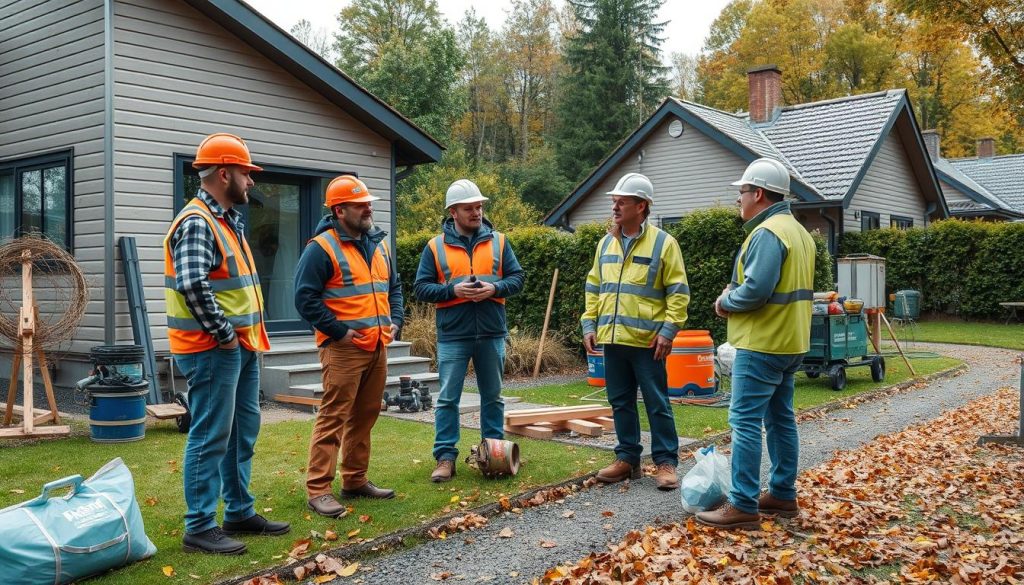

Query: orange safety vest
[311,229,394,351]
[427,233,505,309]
[163,198,270,354]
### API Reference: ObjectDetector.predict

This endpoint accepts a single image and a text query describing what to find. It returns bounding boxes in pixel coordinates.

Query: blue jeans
[433,337,506,462]
[603,344,679,467]
[174,346,261,534]
[728,349,804,514]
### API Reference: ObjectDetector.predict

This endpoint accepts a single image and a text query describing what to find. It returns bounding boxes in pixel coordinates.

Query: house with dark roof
[0,0,442,390]
[545,66,949,254]
[924,132,1023,220]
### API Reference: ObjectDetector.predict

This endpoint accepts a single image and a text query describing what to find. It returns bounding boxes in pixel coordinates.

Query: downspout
[103,0,115,344]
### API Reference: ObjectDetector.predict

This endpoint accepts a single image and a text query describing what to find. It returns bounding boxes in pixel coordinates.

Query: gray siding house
[0,0,441,389]
[545,66,949,255]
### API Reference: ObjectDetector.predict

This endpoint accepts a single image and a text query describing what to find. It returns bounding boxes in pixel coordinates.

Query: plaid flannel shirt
[169,189,246,345]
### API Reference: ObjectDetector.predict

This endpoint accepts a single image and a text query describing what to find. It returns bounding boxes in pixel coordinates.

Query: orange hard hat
[192,133,263,171]
[325,175,379,207]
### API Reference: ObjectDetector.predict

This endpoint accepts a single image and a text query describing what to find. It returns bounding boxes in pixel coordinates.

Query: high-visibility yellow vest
[581,224,690,348]
[426,233,505,309]
[727,213,815,354]
[164,198,270,354]
[310,230,394,351]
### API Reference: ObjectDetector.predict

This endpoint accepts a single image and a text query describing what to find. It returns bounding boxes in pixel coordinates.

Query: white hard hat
[606,172,654,203]
[445,179,489,209]
[731,158,790,196]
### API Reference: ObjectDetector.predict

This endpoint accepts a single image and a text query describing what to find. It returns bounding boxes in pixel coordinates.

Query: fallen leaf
[145,496,158,506]
[498,527,514,538]
[8,489,24,494]
[324,529,338,541]
[263,507,273,513]
[337,562,360,577]
[430,572,453,581]
[289,538,311,558]
[347,529,361,539]
[314,575,336,584]
[601,510,614,517]
[562,510,575,518]
[358,514,372,523]
[540,540,557,548]
[162,565,175,577]
[450,495,460,504]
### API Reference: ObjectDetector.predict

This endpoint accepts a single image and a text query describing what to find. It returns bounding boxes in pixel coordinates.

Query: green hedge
[397,207,834,347]
[839,219,1024,318]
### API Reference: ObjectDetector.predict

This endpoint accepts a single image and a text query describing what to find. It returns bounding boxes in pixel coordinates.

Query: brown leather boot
[653,463,679,491]
[308,494,348,518]
[596,459,641,484]
[431,460,456,483]
[341,481,395,499]
[758,492,799,518]
[695,503,761,530]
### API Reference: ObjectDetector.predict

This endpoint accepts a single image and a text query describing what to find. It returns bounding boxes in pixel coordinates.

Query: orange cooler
[586,348,605,387]
[667,330,717,397]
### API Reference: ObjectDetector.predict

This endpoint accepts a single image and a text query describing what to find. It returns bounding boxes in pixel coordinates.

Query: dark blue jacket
[294,216,404,345]
[414,218,525,341]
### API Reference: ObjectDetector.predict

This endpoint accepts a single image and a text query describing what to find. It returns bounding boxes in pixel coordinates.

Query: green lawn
[898,319,1024,351]
[501,355,962,439]
[0,416,606,585]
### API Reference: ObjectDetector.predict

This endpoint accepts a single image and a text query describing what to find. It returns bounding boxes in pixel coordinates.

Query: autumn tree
[289,19,334,61]
[455,10,508,161]
[553,0,670,181]
[670,52,700,100]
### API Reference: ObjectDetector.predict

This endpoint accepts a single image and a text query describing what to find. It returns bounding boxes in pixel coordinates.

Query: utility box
[837,254,885,309]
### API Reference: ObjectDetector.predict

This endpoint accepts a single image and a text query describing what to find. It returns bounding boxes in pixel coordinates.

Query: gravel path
[340,343,1022,584]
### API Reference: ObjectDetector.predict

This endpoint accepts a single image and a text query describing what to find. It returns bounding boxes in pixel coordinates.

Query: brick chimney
[977,137,995,159]
[921,130,940,160]
[748,65,782,124]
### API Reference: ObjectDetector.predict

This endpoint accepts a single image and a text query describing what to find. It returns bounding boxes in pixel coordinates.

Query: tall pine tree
[553,0,670,182]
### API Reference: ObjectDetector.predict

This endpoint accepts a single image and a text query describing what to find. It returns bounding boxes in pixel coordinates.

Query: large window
[890,215,914,230]
[0,151,73,249]
[173,155,353,333]
[860,211,880,231]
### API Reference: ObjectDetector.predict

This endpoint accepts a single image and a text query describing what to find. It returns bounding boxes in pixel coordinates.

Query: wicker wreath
[0,236,88,348]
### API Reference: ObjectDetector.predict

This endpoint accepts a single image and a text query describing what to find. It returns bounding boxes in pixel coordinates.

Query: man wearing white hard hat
[581,172,690,491]
[696,157,815,530]
[414,179,525,482]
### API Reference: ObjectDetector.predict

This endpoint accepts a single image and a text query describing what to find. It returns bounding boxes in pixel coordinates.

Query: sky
[245,0,733,64]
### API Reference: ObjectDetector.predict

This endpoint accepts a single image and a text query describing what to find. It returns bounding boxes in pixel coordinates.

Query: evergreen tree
[553,0,670,182]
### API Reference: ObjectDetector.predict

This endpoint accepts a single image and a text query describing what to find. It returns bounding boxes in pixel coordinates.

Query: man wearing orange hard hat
[164,133,289,555]
[294,175,404,517]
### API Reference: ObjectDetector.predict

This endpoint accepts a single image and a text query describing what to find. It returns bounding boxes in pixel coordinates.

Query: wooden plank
[0,425,71,439]
[506,404,611,416]
[534,421,567,430]
[504,424,553,440]
[146,404,187,419]
[1,403,71,420]
[505,406,613,426]
[565,419,604,437]
[273,394,321,407]
[593,416,616,431]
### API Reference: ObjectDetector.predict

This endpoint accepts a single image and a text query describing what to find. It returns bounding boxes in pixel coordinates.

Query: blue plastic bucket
[88,388,148,443]
[586,349,605,387]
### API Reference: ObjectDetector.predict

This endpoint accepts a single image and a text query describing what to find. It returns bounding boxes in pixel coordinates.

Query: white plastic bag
[680,445,732,513]
[715,342,736,378]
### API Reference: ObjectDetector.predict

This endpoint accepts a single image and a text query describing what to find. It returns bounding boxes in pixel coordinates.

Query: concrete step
[282,372,441,399]
[261,340,413,367]
[261,354,431,390]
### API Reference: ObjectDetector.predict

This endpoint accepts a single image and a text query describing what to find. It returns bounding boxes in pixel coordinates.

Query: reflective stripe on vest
[163,198,270,354]
[726,213,815,354]
[584,225,690,347]
[312,230,393,351]
[428,232,505,309]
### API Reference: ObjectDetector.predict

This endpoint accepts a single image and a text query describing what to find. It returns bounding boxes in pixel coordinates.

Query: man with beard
[414,179,525,482]
[165,133,289,555]
[295,175,404,517]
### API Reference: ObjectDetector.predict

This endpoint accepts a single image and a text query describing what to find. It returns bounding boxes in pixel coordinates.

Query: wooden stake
[879,311,916,376]
[20,250,34,435]
[533,268,559,378]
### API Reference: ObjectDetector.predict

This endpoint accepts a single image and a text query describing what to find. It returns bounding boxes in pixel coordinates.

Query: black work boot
[182,526,246,555]
[222,513,291,536]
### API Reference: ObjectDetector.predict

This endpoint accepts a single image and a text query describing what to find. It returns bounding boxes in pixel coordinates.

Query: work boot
[222,513,291,536]
[308,494,349,518]
[595,459,641,484]
[653,463,680,491]
[182,526,246,555]
[431,459,456,483]
[341,481,396,499]
[695,503,761,530]
[758,492,799,518]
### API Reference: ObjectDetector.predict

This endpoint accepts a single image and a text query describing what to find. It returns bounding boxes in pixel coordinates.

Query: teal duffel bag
[0,457,157,585]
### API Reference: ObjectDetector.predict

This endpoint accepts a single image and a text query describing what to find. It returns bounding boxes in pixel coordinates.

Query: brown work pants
[306,340,387,496]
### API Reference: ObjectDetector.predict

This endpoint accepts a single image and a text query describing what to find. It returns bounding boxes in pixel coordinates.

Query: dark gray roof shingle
[949,154,1024,214]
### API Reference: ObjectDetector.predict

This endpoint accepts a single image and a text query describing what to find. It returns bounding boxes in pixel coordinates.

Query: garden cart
[801,312,885,391]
